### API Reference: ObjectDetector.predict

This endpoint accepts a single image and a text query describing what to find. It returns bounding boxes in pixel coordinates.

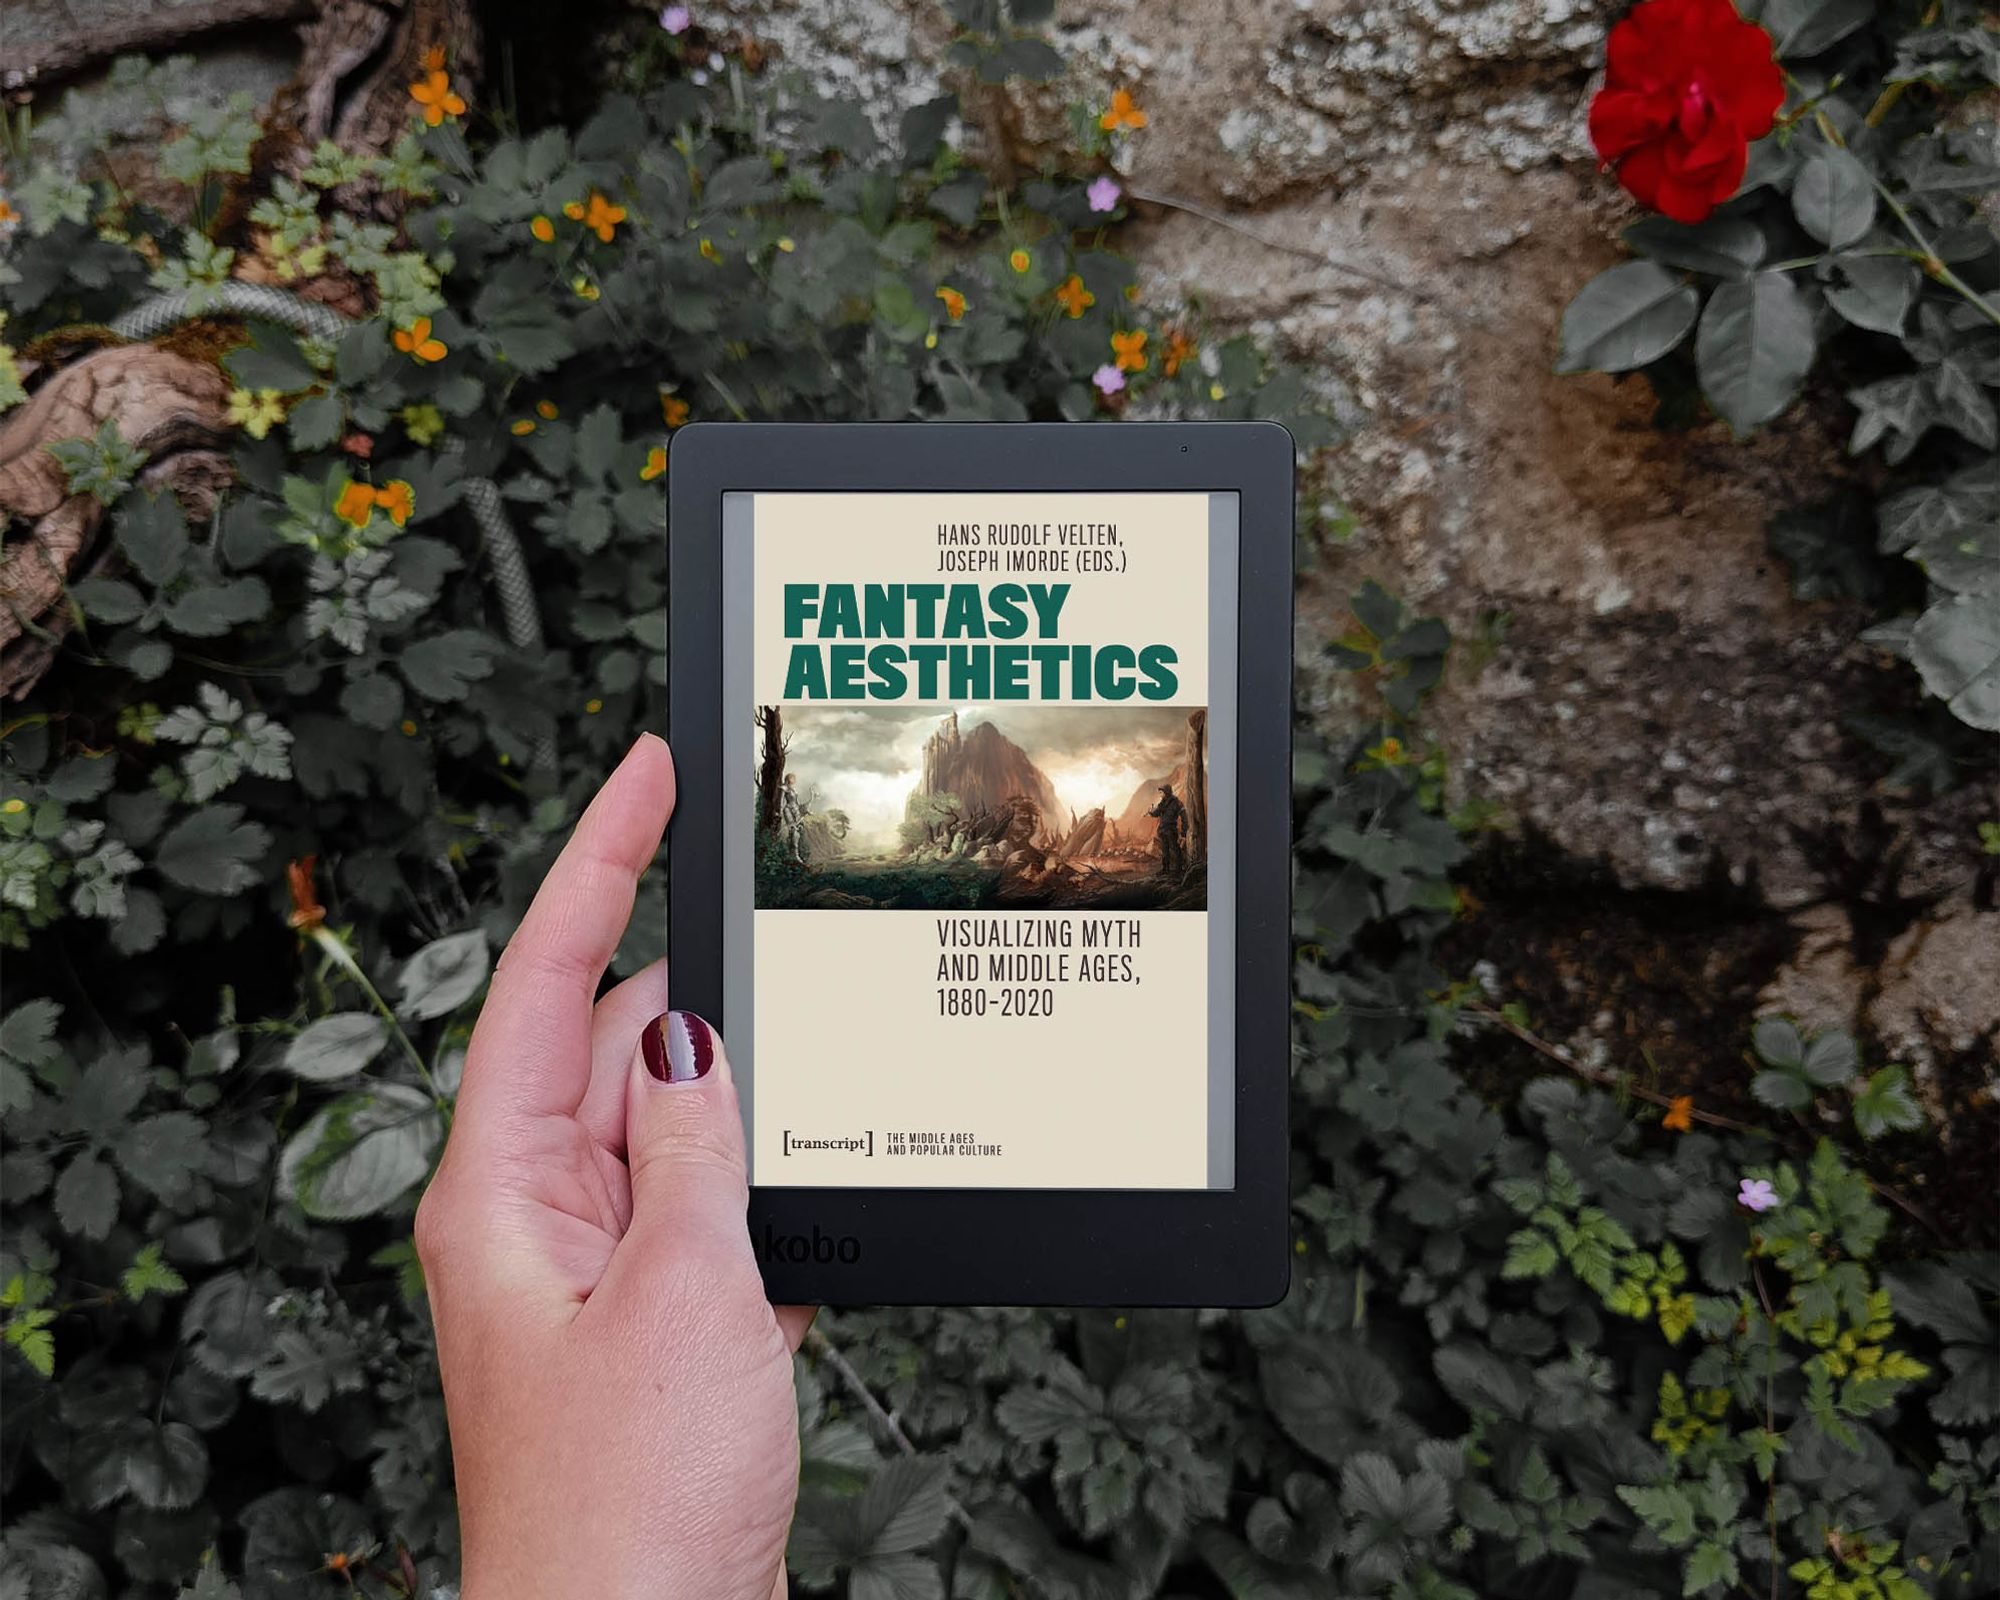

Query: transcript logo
[780,1128,874,1157]
[760,1224,863,1266]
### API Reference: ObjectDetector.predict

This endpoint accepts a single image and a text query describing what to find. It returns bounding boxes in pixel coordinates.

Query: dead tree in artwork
[1185,708,1208,870]
[755,705,787,836]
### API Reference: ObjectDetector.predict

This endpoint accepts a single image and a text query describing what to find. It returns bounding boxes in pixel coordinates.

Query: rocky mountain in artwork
[910,713,1061,826]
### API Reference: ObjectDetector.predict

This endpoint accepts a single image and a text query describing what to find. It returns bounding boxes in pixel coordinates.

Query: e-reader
[668,422,1292,1307]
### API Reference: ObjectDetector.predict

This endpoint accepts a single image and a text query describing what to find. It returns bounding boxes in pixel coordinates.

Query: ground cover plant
[2,3,1995,1597]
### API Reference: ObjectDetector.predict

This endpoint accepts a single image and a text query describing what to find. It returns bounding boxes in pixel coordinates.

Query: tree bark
[756,706,786,835]
[1185,708,1208,871]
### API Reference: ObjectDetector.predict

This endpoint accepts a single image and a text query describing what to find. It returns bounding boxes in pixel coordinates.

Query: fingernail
[642,1010,715,1084]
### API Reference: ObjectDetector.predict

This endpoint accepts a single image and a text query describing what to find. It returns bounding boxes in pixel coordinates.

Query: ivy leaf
[156,804,269,893]
[1555,262,1699,373]
[1911,595,2000,730]
[397,929,490,1020]
[277,1082,442,1219]
[283,1014,389,1082]
[1696,272,1816,436]
[54,1152,120,1239]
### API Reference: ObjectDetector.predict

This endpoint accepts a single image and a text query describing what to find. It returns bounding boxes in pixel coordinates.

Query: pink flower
[1737,1177,1778,1213]
[1086,176,1122,213]
[1091,364,1126,395]
[659,5,691,33]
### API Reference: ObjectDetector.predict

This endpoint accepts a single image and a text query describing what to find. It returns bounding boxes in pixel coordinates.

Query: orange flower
[1111,329,1148,372]
[1663,1096,1694,1133]
[698,237,721,263]
[1009,248,1031,273]
[392,317,447,363]
[935,286,967,321]
[566,191,626,242]
[1162,327,1196,377]
[373,480,414,526]
[286,856,326,931]
[334,480,377,528]
[409,64,466,128]
[640,445,668,482]
[1099,88,1148,132]
[1055,274,1094,319]
[536,399,559,420]
[510,418,536,436]
[662,394,690,428]
[530,215,555,242]
[422,45,446,72]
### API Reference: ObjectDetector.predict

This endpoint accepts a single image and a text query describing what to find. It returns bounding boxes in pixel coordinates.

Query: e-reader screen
[721,492,1238,1191]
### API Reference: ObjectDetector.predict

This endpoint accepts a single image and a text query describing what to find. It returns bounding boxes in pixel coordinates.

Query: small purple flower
[1092,364,1126,396]
[1086,176,1122,213]
[1737,1177,1779,1213]
[659,5,691,34]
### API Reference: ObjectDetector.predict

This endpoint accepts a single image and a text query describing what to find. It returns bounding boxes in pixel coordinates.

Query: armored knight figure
[1148,782,1187,879]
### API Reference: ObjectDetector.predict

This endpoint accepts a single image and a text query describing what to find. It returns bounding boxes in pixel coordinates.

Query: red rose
[1589,0,1784,224]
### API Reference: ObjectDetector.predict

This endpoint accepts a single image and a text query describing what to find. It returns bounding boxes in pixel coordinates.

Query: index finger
[456,734,676,1139]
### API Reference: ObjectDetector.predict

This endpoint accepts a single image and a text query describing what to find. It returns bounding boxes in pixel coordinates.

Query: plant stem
[309,927,448,1114]
[1870,175,2000,327]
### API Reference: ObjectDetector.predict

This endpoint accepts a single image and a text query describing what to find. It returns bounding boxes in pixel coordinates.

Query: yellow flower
[536,399,559,419]
[640,445,667,481]
[400,719,419,737]
[392,317,447,363]
[1111,329,1147,372]
[585,698,604,714]
[226,387,286,440]
[1009,248,1031,273]
[1124,283,1140,302]
[776,236,796,253]
[577,191,627,242]
[936,285,967,321]
[1663,1096,1694,1133]
[1209,381,1225,401]
[571,275,600,301]
[409,63,467,127]
[334,481,377,528]
[699,237,722,263]
[661,394,690,428]
[1162,327,1196,376]
[924,331,938,349]
[373,480,415,527]
[1055,274,1094,319]
[530,215,555,242]
[2,798,26,815]
[1099,88,1147,132]
[510,418,536,436]
[399,404,444,445]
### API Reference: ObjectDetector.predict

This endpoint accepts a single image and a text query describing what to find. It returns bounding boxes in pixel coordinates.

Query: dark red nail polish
[643,1011,715,1083]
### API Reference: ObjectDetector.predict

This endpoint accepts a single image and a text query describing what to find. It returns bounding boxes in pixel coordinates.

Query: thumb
[620,1010,758,1277]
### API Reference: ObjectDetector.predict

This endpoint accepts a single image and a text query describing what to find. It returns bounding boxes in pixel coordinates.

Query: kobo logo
[760,1223,862,1266]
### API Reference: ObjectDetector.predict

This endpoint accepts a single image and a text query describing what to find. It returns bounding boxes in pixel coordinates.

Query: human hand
[416,735,813,1600]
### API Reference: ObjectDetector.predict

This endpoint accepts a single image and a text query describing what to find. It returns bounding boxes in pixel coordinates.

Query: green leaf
[0,996,62,1071]
[116,492,191,586]
[249,1324,368,1410]
[1911,595,2000,730]
[1851,1065,1924,1139]
[1823,254,1918,335]
[1751,1069,1813,1110]
[1751,1016,1805,1069]
[1696,273,1816,435]
[1793,145,1876,249]
[287,392,346,452]
[1556,262,1699,373]
[1883,1260,1994,1345]
[162,576,271,637]
[156,804,269,893]
[1800,1028,1858,1086]
[121,1242,188,1302]
[54,1152,119,1238]
[400,628,501,700]
[278,1082,442,1219]
[223,324,319,393]
[397,929,489,1020]
[1683,1538,1739,1596]
[283,1014,389,1081]
[1622,215,1765,278]
[1616,1482,1697,1547]
[182,1269,277,1377]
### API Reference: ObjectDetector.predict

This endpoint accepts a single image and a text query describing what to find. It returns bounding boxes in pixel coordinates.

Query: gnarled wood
[0,346,232,698]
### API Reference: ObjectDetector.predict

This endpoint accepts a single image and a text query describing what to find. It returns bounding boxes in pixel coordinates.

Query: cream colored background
[753,910,1210,1188]
[750,493,1210,706]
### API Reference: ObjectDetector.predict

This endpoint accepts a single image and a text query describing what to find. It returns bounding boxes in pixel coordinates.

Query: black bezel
[668,421,1292,1307]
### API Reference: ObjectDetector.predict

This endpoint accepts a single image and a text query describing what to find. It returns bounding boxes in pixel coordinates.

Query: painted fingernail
[642,1010,715,1084]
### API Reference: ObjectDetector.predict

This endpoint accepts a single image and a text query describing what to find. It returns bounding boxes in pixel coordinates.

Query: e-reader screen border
[668,422,1292,1307]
